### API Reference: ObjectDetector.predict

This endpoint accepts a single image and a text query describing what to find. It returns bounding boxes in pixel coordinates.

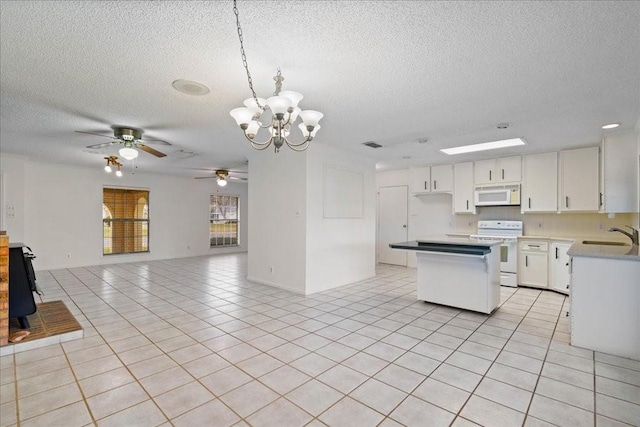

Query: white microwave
[474,184,521,206]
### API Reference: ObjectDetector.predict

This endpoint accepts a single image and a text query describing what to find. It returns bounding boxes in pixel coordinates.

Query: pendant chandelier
[229,0,323,153]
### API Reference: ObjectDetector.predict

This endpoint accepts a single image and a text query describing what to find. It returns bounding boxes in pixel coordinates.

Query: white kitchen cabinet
[601,130,639,213]
[411,165,453,195]
[521,152,558,213]
[453,162,476,214]
[474,156,521,185]
[518,241,548,288]
[430,164,453,193]
[549,242,571,294]
[571,254,640,359]
[559,147,599,212]
[411,166,430,194]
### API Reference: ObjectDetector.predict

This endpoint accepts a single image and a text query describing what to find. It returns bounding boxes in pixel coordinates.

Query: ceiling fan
[195,169,248,187]
[77,126,171,159]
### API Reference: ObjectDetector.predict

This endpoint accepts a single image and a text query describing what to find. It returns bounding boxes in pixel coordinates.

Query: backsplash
[453,206,637,240]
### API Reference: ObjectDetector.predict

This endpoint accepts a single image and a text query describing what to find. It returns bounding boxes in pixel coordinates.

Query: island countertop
[390,236,500,256]
[567,242,639,261]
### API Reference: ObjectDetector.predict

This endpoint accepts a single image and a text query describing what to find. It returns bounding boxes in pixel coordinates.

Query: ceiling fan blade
[141,138,172,146]
[229,176,248,181]
[194,176,217,180]
[75,130,116,139]
[86,141,117,149]
[138,144,167,158]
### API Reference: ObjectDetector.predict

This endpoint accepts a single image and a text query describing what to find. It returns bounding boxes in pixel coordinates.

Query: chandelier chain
[233,0,260,107]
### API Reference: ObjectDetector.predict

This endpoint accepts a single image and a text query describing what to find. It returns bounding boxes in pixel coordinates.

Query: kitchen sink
[581,240,628,246]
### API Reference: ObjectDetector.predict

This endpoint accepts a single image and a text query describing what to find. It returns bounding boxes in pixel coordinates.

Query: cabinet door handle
[565,196,569,208]
[528,198,531,209]
[424,181,427,190]
[434,180,437,190]
[502,169,505,180]
[489,170,492,181]
[555,247,559,259]
[525,255,528,267]
[466,200,469,210]
[600,192,603,207]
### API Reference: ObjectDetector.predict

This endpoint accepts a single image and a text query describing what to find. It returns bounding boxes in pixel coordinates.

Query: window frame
[210,194,240,248]
[102,187,150,255]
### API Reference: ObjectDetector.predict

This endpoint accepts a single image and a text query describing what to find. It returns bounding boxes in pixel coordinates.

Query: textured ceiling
[1,1,639,176]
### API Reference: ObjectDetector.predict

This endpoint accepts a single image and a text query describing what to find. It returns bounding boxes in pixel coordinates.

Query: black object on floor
[8,243,38,329]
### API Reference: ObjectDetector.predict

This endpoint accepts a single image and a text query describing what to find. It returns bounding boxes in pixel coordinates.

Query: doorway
[378,186,408,266]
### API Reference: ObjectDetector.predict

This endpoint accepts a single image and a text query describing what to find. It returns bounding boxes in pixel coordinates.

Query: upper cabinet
[601,130,639,213]
[453,162,476,214]
[411,166,431,194]
[411,165,453,195]
[474,156,521,185]
[430,165,453,193]
[521,152,558,213]
[559,147,600,212]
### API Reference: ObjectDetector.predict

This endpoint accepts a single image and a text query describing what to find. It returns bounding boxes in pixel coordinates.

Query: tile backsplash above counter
[452,205,637,240]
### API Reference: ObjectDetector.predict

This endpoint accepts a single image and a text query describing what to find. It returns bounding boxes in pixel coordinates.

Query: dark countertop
[390,236,499,256]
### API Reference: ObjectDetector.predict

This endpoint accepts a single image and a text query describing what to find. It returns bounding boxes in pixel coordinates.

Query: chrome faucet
[608,225,639,245]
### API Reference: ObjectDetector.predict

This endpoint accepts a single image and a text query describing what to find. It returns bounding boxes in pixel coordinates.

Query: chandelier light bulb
[119,146,138,160]
[266,96,292,116]
[104,165,112,173]
[243,98,267,115]
[217,178,228,187]
[279,91,303,108]
[230,107,254,127]
[299,110,324,128]
[115,169,123,177]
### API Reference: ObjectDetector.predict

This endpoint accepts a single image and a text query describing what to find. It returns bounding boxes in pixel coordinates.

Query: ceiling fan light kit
[230,0,323,153]
[119,143,139,160]
[103,156,123,177]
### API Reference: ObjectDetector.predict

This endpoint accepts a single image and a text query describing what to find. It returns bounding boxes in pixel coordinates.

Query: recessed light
[496,123,510,129]
[441,138,526,155]
[601,123,619,129]
[172,79,210,96]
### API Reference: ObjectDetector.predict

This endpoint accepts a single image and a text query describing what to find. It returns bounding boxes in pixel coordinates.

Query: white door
[378,186,408,266]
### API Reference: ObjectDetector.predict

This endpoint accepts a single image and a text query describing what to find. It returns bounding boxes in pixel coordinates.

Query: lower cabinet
[549,242,572,295]
[518,241,548,288]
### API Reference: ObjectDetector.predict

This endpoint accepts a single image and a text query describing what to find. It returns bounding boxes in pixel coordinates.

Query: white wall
[305,144,376,294]
[247,149,307,293]
[0,154,27,242]
[248,143,377,295]
[0,155,248,270]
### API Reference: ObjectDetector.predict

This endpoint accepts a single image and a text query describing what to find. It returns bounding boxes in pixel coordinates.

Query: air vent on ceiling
[362,141,382,148]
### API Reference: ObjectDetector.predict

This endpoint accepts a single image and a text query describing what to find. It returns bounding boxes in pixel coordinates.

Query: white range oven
[471,220,523,287]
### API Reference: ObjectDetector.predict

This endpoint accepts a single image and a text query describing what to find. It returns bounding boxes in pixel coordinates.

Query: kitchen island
[390,237,501,314]
[568,241,639,360]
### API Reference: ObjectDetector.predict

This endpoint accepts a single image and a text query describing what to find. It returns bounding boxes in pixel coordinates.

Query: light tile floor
[0,253,638,426]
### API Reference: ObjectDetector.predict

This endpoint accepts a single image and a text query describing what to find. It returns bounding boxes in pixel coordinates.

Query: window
[103,188,149,255]
[210,195,239,247]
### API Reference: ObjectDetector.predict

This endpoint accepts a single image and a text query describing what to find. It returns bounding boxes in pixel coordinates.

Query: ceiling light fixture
[119,142,139,160]
[216,170,229,187]
[172,79,210,96]
[229,0,322,152]
[441,138,526,155]
[103,156,123,177]
[602,123,619,129]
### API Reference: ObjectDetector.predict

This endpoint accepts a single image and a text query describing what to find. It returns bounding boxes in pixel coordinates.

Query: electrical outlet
[538,222,543,228]
[66,253,71,258]
[599,223,604,230]
[270,267,274,274]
